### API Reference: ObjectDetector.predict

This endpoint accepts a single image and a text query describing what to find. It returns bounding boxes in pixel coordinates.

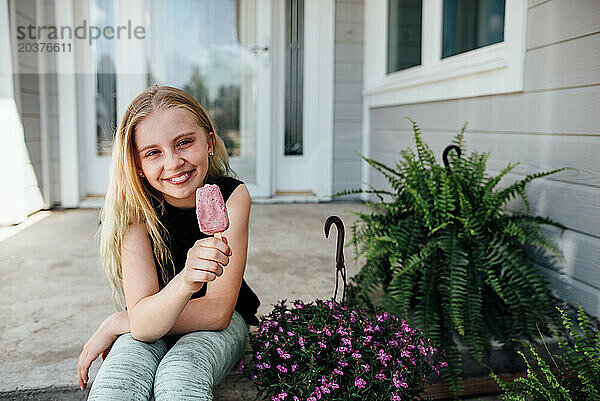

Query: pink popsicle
[196,184,230,240]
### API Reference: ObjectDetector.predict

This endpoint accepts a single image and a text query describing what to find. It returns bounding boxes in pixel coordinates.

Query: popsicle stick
[214,232,223,241]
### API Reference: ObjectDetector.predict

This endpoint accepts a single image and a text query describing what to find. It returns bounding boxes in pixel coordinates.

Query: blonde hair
[100,85,233,310]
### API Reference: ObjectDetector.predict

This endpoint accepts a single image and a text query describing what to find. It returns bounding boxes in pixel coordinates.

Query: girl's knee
[88,334,168,401]
[154,363,213,401]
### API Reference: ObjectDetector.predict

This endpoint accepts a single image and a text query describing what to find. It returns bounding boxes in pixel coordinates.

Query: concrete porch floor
[0,202,500,400]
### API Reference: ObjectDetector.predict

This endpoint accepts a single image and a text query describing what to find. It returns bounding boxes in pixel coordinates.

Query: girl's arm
[121,184,249,342]
[120,221,193,343]
[107,310,130,336]
[166,183,251,334]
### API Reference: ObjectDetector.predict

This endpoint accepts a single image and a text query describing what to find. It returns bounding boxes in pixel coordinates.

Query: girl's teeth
[169,172,190,183]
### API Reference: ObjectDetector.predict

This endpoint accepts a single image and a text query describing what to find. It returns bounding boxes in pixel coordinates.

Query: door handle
[248,44,270,54]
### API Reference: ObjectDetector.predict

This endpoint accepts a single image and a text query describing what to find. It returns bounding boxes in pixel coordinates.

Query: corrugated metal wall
[368,0,600,317]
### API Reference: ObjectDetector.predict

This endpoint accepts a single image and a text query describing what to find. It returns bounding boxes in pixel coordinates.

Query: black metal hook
[324,215,347,303]
[442,145,461,170]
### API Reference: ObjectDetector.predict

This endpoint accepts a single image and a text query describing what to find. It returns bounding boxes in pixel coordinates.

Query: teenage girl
[76,85,260,400]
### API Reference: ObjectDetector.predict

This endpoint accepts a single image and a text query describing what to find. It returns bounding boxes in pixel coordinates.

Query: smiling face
[134,108,214,208]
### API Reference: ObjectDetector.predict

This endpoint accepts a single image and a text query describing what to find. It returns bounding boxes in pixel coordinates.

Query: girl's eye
[178,139,192,147]
[145,150,159,157]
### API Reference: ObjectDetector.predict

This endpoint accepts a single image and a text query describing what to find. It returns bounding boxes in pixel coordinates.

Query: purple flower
[298,336,305,347]
[276,347,291,359]
[392,376,408,389]
[375,371,386,380]
[291,364,298,372]
[276,364,288,373]
[378,349,392,366]
[270,392,287,401]
[333,368,344,375]
[237,360,245,372]
[390,393,402,401]
[317,341,327,349]
[361,363,370,372]
[354,378,367,389]
[352,351,362,359]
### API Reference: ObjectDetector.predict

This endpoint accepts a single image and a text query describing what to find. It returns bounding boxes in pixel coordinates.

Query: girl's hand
[77,316,119,390]
[180,236,232,295]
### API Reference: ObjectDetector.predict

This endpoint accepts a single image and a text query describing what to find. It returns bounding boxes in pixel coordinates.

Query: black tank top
[152,176,260,331]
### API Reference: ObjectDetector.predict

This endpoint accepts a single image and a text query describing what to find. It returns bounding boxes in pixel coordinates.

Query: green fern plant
[492,305,600,400]
[337,119,568,391]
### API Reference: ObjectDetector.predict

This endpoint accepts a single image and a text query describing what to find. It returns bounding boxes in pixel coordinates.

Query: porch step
[0,373,261,401]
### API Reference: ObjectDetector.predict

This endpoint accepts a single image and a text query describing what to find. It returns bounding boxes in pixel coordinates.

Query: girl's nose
[164,151,184,170]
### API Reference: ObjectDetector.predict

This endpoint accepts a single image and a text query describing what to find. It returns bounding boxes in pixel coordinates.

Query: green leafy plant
[337,119,567,389]
[492,305,600,400]
[241,299,446,401]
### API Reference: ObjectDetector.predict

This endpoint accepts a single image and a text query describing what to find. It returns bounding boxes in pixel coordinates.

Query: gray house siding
[333,0,363,197]
[13,0,45,214]
[11,0,60,213]
[43,0,60,207]
[368,0,600,317]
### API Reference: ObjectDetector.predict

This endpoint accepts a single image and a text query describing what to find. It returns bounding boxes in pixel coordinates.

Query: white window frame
[363,0,527,107]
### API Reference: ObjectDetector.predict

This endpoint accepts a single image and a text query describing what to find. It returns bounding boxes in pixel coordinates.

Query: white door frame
[55,0,80,207]
[245,0,273,199]
[78,0,274,199]
[272,0,334,199]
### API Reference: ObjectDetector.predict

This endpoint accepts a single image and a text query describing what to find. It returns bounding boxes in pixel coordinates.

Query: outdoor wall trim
[363,0,527,108]
[0,0,27,225]
[55,0,80,207]
[316,0,335,199]
[297,0,335,199]
[36,0,51,209]
[116,0,147,120]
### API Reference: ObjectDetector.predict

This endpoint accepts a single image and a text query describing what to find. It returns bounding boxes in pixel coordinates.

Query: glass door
[146,0,272,197]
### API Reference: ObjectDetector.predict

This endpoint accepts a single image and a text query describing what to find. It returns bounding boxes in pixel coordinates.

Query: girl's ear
[208,131,216,153]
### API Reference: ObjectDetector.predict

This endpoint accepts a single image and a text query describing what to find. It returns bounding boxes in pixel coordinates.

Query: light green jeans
[88,311,249,401]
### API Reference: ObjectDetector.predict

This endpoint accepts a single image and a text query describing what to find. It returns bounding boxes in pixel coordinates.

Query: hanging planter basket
[241,216,447,401]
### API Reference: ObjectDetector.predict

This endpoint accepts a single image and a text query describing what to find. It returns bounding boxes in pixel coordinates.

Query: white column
[0,0,27,225]
[55,0,80,207]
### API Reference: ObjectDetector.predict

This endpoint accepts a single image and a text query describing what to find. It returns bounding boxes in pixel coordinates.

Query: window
[442,0,505,59]
[387,0,422,73]
[366,0,525,106]
[91,0,117,156]
[285,0,304,156]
